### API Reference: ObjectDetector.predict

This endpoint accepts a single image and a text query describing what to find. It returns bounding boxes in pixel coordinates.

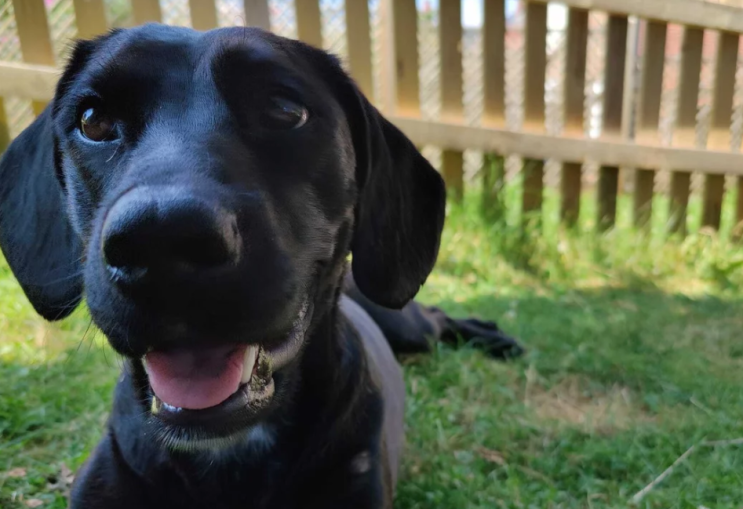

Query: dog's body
[71,293,405,508]
[0,25,520,508]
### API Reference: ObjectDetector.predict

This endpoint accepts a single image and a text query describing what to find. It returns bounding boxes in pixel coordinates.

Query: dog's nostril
[101,187,241,285]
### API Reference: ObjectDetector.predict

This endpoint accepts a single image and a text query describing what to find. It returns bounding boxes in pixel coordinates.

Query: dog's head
[0,25,445,448]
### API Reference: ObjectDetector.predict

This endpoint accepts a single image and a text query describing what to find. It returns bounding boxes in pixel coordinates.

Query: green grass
[2,184,743,508]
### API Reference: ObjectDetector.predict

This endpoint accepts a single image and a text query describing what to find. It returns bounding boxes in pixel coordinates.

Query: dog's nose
[101,187,241,285]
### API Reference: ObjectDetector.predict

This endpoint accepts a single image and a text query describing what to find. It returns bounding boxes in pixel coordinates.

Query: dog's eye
[260,96,309,130]
[80,107,117,142]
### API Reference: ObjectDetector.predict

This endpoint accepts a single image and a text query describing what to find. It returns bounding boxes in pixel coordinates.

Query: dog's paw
[453,318,525,360]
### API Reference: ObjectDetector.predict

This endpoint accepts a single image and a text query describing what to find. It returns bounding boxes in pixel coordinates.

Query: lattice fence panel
[161,0,191,26]
[321,0,345,59]
[269,0,296,38]
[105,0,134,27]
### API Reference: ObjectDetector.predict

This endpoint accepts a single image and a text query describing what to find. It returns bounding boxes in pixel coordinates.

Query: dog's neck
[108,272,374,501]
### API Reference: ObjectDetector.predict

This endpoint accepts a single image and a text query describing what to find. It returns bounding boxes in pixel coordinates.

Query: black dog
[0,25,521,508]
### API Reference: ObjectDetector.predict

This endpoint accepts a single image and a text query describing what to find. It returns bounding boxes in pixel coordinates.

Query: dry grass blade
[631,438,743,504]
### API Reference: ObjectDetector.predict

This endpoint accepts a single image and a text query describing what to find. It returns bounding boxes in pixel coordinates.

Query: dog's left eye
[260,96,309,130]
[80,107,117,142]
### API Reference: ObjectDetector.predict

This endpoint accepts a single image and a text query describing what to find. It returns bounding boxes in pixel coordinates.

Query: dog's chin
[138,296,312,453]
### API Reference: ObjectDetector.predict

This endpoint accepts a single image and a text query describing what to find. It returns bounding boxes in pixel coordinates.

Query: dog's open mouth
[140,298,310,442]
[145,342,275,412]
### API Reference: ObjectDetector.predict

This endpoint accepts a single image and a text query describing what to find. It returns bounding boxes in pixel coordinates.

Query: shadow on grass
[397,286,743,508]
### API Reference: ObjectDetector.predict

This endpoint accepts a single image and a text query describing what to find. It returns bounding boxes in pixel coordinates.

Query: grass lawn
[1,186,743,508]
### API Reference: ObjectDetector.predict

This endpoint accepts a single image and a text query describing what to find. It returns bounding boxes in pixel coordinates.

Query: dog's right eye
[80,107,117,142]
[260,96,309,130]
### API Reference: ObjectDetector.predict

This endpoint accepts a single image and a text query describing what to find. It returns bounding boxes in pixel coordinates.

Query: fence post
[189,0,219,31]
[702,31,738,230]
[596,14,629,231]
[521,1,547,223]
[244,0,271,30]
[669,26,703,236]
[11,0,55,116]
[560,7,588,226]
[440,0,464,200]
[633,20,667,229]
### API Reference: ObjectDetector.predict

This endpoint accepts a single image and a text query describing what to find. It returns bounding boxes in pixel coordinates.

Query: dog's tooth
[241,345,259,384]
[151,396,162,415]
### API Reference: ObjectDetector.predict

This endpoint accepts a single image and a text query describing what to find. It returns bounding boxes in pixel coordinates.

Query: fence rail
[1,0,743,236]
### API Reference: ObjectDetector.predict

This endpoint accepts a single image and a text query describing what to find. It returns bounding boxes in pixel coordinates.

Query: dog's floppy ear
[343,83,446,309]
[0,106,83,320]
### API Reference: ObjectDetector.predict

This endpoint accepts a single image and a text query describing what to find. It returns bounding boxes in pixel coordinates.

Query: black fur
[0,25,522,509]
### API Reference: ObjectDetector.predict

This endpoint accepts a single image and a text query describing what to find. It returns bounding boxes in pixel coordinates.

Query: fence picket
[72,0,107,39]
[11,0,55,115]
[296,0,322,47]
[669,171,692,235]
[189,0,219,30]
[440,0,464,199]
[669,26,703,235]
[132,0,162,24]
[597,14,628,230]
[702,174,725,229]
[633,20,667,228]
[560,7,588,225]
[735,178,743,238]
[4,0,743,240]
[0,100,8,153]
[345,0,373,98]
[521,1,547,221]
[481,0,506,218]
[391,0,420,116]
[702,31,739,229]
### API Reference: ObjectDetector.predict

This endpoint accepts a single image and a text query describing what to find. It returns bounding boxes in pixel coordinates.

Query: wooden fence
[2,0,743,236]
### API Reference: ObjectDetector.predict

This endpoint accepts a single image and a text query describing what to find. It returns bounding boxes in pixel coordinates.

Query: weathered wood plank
[561,162,582,226]
[669,171,691,235]
[483,0,506,127]
[530,0,743,35]
[296,0,323,47]
[669,26,704,236]
[243,0,271,30]
[561,8,588,224]
[389,116,743,177]
[440,0,463,199]
[523,1,547,133]
[132,0,162,24]
[481,0,506,218]
[597,14,628,229]
[701,31,739,230]
[72,0,108,39]
[633,20,666,228]
[391,0,420,116]
[0,62,59,100]
[522,2,547,220]
[702,174,725,229]
[11,0,55,115]
[0,99,9,154]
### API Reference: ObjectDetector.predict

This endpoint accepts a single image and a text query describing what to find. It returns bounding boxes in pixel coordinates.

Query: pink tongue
[145,345,246,410]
